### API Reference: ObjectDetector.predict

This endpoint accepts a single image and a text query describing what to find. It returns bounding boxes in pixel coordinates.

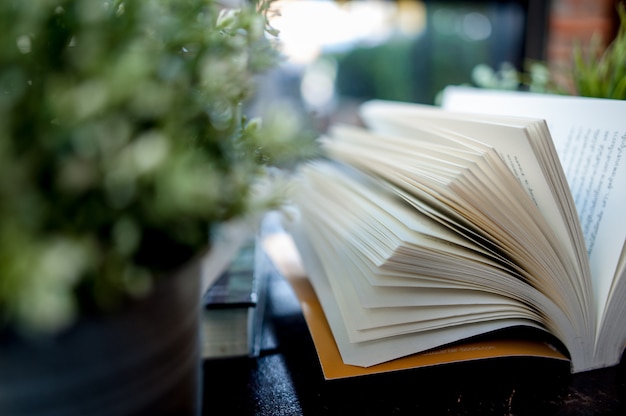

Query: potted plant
[0,0,310,414]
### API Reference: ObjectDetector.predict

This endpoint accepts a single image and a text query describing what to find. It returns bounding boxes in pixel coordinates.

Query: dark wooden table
[203,269,626,415]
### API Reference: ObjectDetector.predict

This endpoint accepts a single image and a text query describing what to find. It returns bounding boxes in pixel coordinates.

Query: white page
[295,165,524,334]
[290,222,542,367]
[442,87,626,322]
[360,100,577,268]
[359,101,590,324]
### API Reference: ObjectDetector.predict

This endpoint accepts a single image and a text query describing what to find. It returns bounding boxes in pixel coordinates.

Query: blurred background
[254,0,621,131]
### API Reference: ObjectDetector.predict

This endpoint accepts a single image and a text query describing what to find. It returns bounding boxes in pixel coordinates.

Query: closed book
[202,238,269,359]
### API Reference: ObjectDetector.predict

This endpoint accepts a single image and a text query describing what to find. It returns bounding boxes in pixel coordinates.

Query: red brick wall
[546,0,622,90]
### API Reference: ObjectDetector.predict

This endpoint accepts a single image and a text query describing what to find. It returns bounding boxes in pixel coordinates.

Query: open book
[285,87,626,375]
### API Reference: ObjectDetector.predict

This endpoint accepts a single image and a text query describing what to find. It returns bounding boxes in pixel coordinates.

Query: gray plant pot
[0,259,203,416]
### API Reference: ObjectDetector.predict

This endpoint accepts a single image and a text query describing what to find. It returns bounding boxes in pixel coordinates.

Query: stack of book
[201,237,270,359]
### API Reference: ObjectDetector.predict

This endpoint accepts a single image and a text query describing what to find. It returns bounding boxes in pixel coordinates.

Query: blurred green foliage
[572,2,626,99]
[472,3,626,100]
[0,0,312,335]
[470,60,558,94]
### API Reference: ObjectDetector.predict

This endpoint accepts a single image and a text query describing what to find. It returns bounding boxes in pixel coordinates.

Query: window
[261,0,542,129]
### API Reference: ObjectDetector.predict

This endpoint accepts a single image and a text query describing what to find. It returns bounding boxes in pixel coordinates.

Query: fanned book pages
[285,87,626,375]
